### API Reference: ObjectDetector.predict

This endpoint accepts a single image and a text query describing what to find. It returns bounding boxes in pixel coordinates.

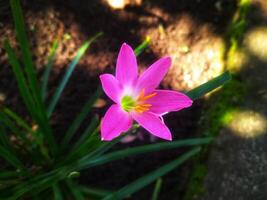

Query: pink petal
[101,104,133,141]
[147,90,193,115]
[136,57,171,94]
[131,112,172,141]
[116,43,138,86]
[100,74,122,103]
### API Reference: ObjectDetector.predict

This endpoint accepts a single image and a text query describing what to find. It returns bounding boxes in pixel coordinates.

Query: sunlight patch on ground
[227,49,248,72]
[105,0,142,9]
[244,27,267,62]
[0,92,6,104]
[229,110,267,138]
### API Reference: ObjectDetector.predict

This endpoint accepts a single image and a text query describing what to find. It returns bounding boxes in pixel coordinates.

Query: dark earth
[0,0,239,199]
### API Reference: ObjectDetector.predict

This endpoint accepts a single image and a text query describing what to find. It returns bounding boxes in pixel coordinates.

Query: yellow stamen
[134,103,152,113]
[137,89,157,102]
[133,89,157,113]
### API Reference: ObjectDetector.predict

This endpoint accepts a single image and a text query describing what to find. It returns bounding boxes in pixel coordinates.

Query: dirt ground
[0,0,238,199]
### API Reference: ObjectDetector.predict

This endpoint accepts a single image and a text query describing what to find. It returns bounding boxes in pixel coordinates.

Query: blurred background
[0,0,266,199]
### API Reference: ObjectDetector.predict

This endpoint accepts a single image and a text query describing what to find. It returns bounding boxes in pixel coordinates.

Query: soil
[0,0,238,199]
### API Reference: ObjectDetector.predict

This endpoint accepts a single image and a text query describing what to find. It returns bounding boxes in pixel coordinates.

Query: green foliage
[0,0,231,199]
[151,178,162,200]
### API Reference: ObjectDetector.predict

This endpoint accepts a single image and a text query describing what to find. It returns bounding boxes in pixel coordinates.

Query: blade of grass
[47,32,102,117]
[41,39,59,100]
[59,86,102,153]
[151,178,162,200]
[77,137,212,170]
[103,147,201,200]
[186,71,232,100]
[134,36,151,56]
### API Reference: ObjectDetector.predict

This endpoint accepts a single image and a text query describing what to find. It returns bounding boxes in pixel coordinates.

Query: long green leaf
[9,168,67,199]
[66,180,85,200]
[0,171,19,179]
[52,184,63,200]
[0,145,25,172]
[2,107,32,133]
[59,87,102,153]
[0,123,14,152]
[134,36,151,56]
[103,147,201,200]
[0,112,32,147]
[10,0,40,99]
[3,41,38,122]
[186,71,232,100]
[71,116,99,153]
[77,137,212,170]
[47,32,102,117]
[58,117,99,166]
[4,41,56,156]
[41,40,59,100]
[78,185,111,198]
[151,178,162,200]
[10,0,57,156]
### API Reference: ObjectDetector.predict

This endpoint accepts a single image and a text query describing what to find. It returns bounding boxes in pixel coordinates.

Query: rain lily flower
[100,43,192,141]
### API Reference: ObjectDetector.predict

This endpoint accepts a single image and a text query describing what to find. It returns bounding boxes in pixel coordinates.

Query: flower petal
[100,74,122,103]
[147,90,193,115]
[116,43,138,86]
[136,57,171,94]
[101,104,133,141]
[132,112,172,141]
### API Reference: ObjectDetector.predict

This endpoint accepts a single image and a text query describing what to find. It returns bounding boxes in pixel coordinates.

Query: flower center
[121,89,157,113]
[121,95,135,112]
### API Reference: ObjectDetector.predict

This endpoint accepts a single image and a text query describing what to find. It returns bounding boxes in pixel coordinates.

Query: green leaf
[78,185,111,198]
[10,0,40,101]
[41,40,59,100]
[103,147,201,200]
[151,178,162,200]
[134,36,151,56]
[2,107,33,133]
[10,168,67,199]
[47,32,102,117]
[0,123,14,152]
[0,144,25,172]
[0,171,19,179]
[59,116,99,165]
[3,41,39,123]
[186,71,232,100]
[59,87,102,153]
[10,0,57,156]
[71,116,99,153]
[52,184,63,200]
[77,137,212,170]
[0,111,32,147]
[66,180,85,200]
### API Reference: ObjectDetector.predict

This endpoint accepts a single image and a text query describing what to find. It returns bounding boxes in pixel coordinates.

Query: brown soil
[0,0,237,199]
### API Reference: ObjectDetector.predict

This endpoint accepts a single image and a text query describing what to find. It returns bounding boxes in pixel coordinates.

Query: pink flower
[100,43,192,141]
